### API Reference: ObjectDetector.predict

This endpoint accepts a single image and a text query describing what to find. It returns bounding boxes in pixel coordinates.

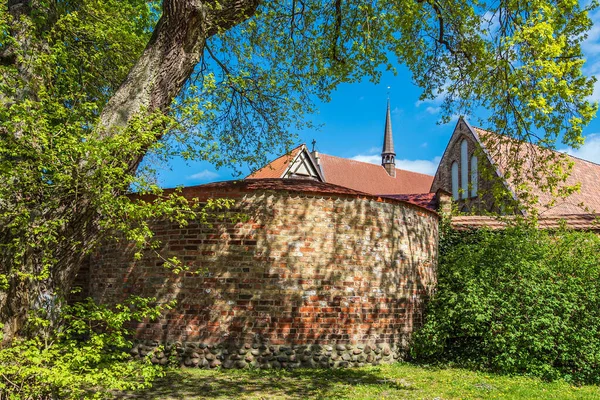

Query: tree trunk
[100,0,260,137]
[0,0,260,343]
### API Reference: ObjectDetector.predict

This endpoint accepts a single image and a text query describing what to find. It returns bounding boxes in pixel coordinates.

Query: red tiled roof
[246,145,304,179]
[175,178,371,198]
[383,193,437,211]
[247,146,434,196]
[473,127,600,215]
[452,214,600,231]
[318,154,434,195]
[154,179,438,216]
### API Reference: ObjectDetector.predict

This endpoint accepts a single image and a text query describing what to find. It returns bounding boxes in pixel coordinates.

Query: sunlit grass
[122,362,600,399]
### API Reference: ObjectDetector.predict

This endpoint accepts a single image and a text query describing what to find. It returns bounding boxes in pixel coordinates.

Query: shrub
[0,297,169,399]
[412,223,600,383]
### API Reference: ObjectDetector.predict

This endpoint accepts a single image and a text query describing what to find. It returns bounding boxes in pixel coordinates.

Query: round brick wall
[88,179,439,368]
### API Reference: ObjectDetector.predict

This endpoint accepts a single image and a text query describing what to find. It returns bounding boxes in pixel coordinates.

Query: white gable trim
[281,145,325,182]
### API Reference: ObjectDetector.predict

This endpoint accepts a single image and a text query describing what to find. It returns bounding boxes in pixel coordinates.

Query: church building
[432,118,600,217]
[247,103,600,229]
[247,101,440,210]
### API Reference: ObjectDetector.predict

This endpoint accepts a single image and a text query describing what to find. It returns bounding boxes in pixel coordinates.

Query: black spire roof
[382,99,395,157]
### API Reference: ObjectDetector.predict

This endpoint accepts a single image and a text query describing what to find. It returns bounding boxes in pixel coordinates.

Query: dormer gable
[282,145,324,181]
[246,144,324,182]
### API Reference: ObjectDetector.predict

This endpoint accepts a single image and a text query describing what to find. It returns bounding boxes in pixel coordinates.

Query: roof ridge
[320,153,387,168]
[560,151,600,167]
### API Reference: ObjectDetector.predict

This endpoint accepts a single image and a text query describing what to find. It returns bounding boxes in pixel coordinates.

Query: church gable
[431,118,478,200]
[430,118,519,214]
[282,146,324,181]
[247,144,324,182]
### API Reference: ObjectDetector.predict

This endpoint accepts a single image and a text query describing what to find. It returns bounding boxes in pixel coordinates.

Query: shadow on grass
[119,367,415,399]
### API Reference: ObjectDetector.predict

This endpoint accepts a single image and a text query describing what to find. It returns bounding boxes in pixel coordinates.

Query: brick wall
[88,180,438,368]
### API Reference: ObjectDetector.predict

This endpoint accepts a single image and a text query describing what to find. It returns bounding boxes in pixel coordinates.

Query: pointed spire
[382,99,395,155]
[381,99,396,177]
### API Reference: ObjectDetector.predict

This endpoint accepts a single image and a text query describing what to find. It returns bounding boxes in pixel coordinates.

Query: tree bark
[0,0,260,343]
[100,0,260,136]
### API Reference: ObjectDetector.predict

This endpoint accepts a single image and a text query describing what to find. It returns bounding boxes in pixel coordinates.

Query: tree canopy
[0,0,597,341]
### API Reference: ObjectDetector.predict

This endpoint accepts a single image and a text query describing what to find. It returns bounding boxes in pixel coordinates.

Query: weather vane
[387,86,391,100]
[311,139,316,152]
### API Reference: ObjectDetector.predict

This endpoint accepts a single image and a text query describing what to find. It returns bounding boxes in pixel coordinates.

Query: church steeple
[381,99,396,177]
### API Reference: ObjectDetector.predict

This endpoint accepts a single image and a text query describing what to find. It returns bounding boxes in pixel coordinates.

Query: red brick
[86,187,437,348]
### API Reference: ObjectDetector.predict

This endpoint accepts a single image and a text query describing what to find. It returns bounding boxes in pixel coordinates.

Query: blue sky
[156,10,600,188]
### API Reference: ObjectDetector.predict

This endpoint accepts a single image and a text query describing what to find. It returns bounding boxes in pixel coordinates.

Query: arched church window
[460,139,468,199]
[451,161,459,200]
[470,155,478,197]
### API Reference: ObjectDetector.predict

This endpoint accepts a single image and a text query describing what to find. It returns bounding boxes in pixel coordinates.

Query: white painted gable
[283,146,323,181]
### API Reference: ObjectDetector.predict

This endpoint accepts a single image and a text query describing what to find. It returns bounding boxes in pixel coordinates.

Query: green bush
[412,223,600,383]
[0,297,169,399]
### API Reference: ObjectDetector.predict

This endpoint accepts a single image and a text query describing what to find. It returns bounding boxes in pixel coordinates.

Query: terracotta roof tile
[246,145,304,179]
[318,154,433,195]
[452,214,600,231]
[473,128,600,215]
[383,193,437,211]
[178,178,371,198]
[154,179,438,216]
[246,145,434,196]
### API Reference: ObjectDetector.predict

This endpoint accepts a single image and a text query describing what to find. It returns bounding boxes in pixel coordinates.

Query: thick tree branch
[331,0,345,63]
[99,0,260,137]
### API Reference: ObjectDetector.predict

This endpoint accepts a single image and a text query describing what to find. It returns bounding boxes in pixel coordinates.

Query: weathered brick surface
[88,184,438,367]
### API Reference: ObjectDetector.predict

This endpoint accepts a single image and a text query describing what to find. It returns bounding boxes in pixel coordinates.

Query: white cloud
[559,134,600,164]
[352,154,381,164]
[415,83,449,108]
[425,106,441,115]
[187,169,219,182]
[396,157,441,175]
[351,154,441,175]
[391,107,403,116]
[589,78,600,103]
[481,11,500,37]
[582,9,600,102]
[582,11,600,62]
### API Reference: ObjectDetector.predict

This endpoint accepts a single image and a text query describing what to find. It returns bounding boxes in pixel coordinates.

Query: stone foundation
[132,340,403,369]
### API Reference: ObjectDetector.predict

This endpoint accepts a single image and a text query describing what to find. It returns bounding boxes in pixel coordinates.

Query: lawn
[122,363,600,399]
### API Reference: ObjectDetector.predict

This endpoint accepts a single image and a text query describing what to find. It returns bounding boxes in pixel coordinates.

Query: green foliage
[0,0,237,345]
[412,223,600,383]
[0,297,169,399]
[0,0,598,392]
[0,0,168,286]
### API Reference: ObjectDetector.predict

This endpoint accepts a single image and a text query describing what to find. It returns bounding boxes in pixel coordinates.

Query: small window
[451,161,459,200]
[460,140,468,199]
[470,155,478,197]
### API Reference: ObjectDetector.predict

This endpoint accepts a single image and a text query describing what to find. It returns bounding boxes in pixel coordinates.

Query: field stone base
[130,340,406,369]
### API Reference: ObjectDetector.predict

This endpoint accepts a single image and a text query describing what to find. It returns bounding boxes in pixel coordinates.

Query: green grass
[120,363,600,399]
